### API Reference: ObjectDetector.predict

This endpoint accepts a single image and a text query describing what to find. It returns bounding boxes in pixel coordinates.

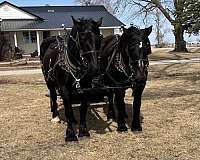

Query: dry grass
[0,63,200,160]
[150,47,200,60]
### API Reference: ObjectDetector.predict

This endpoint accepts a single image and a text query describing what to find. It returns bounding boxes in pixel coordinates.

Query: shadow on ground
[57,102,142,134]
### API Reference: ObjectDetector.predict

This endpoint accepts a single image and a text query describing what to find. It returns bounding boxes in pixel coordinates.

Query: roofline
[2,26,122,32]
[105,9,125,26]
[21,5,106,8]
[0,1,44,20]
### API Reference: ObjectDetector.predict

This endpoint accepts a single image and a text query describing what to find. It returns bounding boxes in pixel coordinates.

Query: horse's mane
[40,36,61,61]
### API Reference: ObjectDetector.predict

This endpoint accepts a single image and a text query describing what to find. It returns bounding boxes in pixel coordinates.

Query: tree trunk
[173,25,188,52]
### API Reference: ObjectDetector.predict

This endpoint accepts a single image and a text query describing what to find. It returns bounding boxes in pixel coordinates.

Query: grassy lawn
[0,62,199,160]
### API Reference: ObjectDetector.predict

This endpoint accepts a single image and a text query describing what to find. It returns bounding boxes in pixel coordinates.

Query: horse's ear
[146,25,152,36]
[141,26,152,37]
[71,16,79,26]
[121,26,127,33]
[96,17,103,27]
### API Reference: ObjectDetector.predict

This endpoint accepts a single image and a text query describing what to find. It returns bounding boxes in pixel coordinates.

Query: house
[0,1,124,56]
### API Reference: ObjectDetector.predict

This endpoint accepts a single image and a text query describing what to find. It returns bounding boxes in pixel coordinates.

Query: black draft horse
[100,26,152,132]
[40,17,102,141]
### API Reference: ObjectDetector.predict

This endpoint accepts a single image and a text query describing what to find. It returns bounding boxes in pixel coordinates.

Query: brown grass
[0,63,200,160]
[150,47,200,60]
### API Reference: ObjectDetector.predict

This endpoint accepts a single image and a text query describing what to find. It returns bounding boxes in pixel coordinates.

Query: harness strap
[102,35,135,86]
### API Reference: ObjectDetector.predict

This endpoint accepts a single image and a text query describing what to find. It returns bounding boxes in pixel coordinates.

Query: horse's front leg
[59,85,78,141]
[107,89,116,120]
[78,93,90,137]
[131,83,145,131]
[114,89,128,131]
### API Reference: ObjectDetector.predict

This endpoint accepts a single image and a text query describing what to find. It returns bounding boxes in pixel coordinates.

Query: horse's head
[70,16,102,76]
[121,26,152,84]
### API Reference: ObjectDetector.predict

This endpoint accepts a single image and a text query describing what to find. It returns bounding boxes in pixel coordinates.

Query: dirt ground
[0,62,200,160]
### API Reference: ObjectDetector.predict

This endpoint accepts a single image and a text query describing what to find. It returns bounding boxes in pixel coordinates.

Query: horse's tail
[40,36,57,63]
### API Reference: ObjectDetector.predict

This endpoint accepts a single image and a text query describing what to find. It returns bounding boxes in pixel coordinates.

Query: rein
[101,35,134,87]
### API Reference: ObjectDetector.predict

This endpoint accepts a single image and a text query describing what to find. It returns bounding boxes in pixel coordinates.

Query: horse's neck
[101,35,120,58]
[67,27,77,50]
[116,35,129,64]
[66,31,82,67]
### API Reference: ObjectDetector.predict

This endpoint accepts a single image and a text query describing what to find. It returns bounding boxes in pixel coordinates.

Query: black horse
[40,16,102,141]
[99,26,152,132]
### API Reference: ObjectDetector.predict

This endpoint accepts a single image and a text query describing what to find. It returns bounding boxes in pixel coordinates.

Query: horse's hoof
[78,126,90,137]
[65,127,77,141]
[117,123,128,132]
[78,131,90,137]
[51,116,61,123]
[131,126,142,132]
[65,135,78,142]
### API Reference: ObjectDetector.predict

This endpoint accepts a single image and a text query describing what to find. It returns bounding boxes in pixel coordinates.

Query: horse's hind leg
[78,94,90,137]
[46,82,60,122]
[114,89,128,131]
[107,89,116,120]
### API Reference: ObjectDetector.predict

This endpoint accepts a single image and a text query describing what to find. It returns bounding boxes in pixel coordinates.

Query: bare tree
[75,0,200,52]
[107,0,196,52]
[153,8,164,47]
[74,0,117,15]
[118,0,191,52]
[152,8,172,48]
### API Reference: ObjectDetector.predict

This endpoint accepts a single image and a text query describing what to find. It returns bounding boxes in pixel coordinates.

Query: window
[22,31,37,43]
[23,32,29,43]
[43,31,50,40]
[30,31,36,43]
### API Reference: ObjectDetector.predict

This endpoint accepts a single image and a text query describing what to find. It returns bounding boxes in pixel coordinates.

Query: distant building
[0,1,124,55]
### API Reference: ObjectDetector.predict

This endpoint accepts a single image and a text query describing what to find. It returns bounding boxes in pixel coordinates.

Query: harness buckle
[75,80,80,89]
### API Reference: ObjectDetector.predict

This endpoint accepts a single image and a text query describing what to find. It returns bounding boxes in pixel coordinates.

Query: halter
[126,37,149,69]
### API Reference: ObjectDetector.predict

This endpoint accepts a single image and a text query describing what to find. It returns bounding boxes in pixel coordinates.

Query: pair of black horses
[40,16,152,141]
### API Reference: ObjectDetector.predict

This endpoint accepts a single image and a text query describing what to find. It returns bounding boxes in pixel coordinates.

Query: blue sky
[0,0,75,6]
[1,0,198,43]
